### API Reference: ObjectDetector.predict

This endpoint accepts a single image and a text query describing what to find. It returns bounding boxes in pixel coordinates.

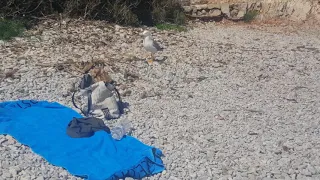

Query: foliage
[0,19,25,40]
[151,0,186,25]
[243,10,259,23]
[0,0,186,26]
[156,23,186,32]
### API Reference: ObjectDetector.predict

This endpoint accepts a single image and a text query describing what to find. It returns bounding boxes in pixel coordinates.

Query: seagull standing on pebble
[142,30,163,65]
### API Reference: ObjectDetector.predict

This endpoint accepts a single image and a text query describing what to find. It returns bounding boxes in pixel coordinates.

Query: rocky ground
[0,19,320,180]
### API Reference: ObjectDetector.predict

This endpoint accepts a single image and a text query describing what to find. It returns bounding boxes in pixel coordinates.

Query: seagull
[142,30,163,65]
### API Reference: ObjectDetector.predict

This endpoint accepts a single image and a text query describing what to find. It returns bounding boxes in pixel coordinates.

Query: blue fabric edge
[107,146,165,180]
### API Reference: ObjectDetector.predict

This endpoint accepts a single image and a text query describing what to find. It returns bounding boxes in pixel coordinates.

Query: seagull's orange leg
[147,53,154,65]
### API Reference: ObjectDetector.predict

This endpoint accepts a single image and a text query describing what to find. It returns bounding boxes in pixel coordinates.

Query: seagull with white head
[142,30,163,65]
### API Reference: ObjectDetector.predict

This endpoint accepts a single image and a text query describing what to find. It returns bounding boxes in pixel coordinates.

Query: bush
[155,23,186,32]
[106,0,140,26]
[63,0,140,25]
[0,19,25,40]
[0,0,186,26]
[151,0,186,25]
[0,0,55,18]
[243,10,259,23]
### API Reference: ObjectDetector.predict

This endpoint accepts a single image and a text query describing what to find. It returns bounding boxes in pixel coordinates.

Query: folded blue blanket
[0,100,164,180]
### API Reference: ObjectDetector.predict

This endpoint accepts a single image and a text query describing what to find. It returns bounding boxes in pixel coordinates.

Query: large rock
[195,4,208,10]
[253,2,262,11]
[247,2,262,11]
[262,2,284,18]
[260,2,271,14]
[209,9,222,16]
[221,3,230,17]
[288,0,312,21]
[207,4,220,9]
[239,3,248,12]
[229,3,247,19]
[190,0,201,5]
[237,10,246,18]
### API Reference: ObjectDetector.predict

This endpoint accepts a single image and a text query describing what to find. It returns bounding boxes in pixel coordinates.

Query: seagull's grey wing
[152,40,163,51]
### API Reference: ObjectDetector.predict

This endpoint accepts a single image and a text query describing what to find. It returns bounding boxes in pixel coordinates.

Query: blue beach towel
[0,100,164,180]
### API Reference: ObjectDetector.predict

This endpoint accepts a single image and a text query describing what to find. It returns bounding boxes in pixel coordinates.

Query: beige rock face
[207,3,220,9]
[209,9,222,16]
[182,0,318,21]
[221,3,230,16]
[310,2,320,20]
[289,0,312,21]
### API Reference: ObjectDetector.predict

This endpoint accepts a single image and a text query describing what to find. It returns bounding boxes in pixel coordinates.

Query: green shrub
[0,19,25,40]
[156,23,186,32]
[243,10,259,23]
[152,0,186,25]
[0,0,186,27]
[106,0,140,26]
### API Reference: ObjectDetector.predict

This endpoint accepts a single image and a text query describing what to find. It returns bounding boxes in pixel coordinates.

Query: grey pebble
[35,177,45,180]
[3,172,13,178]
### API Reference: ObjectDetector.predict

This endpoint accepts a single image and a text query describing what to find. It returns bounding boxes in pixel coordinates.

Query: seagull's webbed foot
[147,58,154,65]
[147,53,155,65]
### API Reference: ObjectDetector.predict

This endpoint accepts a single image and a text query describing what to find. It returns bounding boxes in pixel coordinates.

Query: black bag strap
[71,72,95,117]
[86,90,92,116]
[72,89,92,117]
[114,86,122,102]
[108,81,123,114]
[106,81,121,101]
